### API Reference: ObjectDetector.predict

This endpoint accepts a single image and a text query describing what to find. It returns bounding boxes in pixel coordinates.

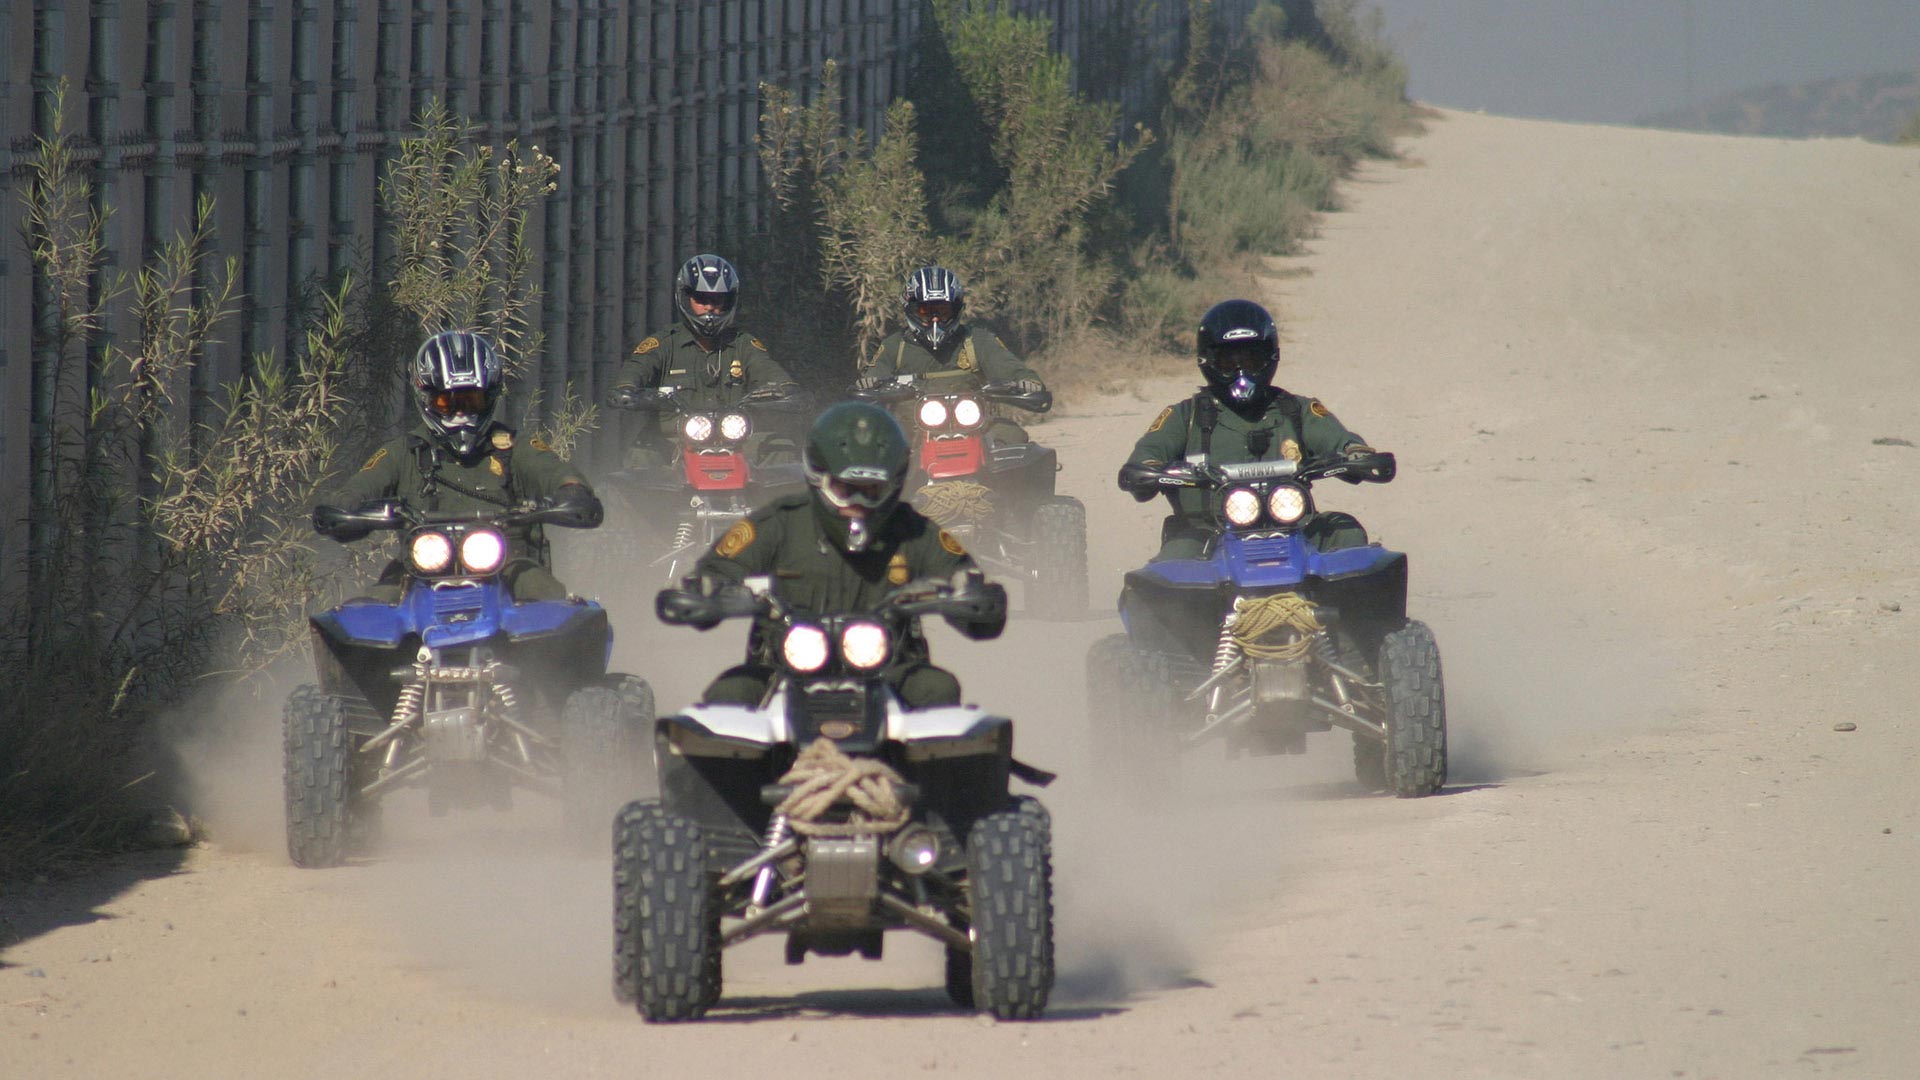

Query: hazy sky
[1365,1,1920,123]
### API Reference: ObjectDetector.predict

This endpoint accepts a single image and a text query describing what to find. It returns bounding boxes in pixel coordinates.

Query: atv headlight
[410,531,453,573]
[1223,487,1262,527]
[953,398,984,429]
[683,414,714,443]
[1267,484,1308,525]
[718,412,751,442]
[782,624,830,673]
[460,529,507,573]
[840,621,890,670]
[918,399,949,428]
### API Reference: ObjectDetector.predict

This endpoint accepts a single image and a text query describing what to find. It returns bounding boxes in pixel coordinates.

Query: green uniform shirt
[696,494,976,615]
[327,423,591,567]
[1126,388,1369,520]
[615,324,794,413]
[865,326,1040,386]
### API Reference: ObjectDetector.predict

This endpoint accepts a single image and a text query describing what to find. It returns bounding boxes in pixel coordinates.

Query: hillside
[1637,69,1920,140]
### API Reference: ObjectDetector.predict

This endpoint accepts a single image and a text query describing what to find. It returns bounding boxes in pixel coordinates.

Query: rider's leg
[504,561,571,601]
[1303,511,1369,552]
[702,664,776,706]
[890,663,963,709]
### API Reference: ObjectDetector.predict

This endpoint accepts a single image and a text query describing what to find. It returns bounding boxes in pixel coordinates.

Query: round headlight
[460,529,507,573]
[918,399,949,428]
[683,414,714,442]
[840,621,890,670]
[718,412,751,442]
[410,531,453,573]
[1223,488,1262,527]
[782,624,830,673]
[1267,485,1308,525]
[953,398,984,428]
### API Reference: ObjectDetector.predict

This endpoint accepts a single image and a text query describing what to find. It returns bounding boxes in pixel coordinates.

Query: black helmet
[803,401,911,553]
[903,265,964,350]
[675,253,740,339]
[1197,299,1279,407]
[413,330,505,456]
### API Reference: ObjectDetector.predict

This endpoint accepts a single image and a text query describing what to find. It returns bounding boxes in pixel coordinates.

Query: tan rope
[911,480,995,527]
[1229,594,1325,661]
[774,737,910,837]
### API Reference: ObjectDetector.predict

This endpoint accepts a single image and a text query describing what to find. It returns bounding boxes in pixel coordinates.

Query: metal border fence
[1,1,1247,585]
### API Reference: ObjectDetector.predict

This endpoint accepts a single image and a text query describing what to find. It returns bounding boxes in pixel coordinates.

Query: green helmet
[803,401,911,552]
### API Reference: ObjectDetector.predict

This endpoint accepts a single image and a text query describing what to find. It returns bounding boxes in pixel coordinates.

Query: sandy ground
[5,109,1919,1079]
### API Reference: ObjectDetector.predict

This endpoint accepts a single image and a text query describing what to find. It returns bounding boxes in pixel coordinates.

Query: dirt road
[5,110,1918,1079]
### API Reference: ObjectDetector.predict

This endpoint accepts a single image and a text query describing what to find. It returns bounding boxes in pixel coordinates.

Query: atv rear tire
[966,796,1055,1020]
[561,675,655,844]
[613,800,722,1019]
[283,684,360,868]
[1379,620,1447,797]
[1028,496,1088,619]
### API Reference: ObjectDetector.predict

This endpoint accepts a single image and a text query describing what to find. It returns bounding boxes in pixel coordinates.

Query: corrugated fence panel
[0,0,1251,587]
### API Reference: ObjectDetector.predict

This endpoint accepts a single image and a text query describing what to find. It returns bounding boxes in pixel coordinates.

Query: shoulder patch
[528,435,552,452]
[887,551,911,586]
[488,455,505,476]
[715,520,756,559]
[1146,405,1174,433]
[749,336,767,351]
[939,530,967,557]
[359,447,389,472]
[633,336,661,355]
[490,430,514,450]
[1308,398,1331,418]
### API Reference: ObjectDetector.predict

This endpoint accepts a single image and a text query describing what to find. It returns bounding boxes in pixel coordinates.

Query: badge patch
[939,530,966,556]
[887,551,911,585]
[749,336,767,351]
[1309,398,1331,418]
[359,447,388,472]
[1146,405,1174,433]
[633,336,661,354]
[490,430,514,450]
[956,350,976,372]
[729,360,744,379]
[488,456,505,476]
[1280,438,1302,462]
[529,435,551,452]
[715,520,755,558]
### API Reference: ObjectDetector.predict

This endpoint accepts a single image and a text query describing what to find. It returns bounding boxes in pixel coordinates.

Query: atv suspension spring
[363,682,427,754]
[750,814,791,911]
[671,521,695,550]
[492,679,521,723]
[1210,621,1243,675]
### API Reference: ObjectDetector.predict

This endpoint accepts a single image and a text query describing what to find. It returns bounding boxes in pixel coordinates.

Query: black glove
[1012,378,1045,395]
[942,571,1008,641]
[853,375,885,392]
[540,485,604,528]
[608,385,641,410]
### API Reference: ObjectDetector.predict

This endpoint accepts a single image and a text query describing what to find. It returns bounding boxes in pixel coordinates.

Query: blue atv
[1089,452,1445,796]
[287,503,654,867]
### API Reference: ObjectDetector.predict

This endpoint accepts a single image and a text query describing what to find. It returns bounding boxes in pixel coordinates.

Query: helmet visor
[913,299,958,324]
[687,290,736,314]
[1210,341,1273,376]
[427,387,493,418]
[825,475,893,509]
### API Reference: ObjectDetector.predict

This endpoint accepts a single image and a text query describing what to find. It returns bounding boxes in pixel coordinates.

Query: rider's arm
[860,333,906,381]
[614,335,668,394]
[1293,393,1370,458]
[906,525,1005,640]
[969,329,1043,388]
[692,506,784,585]
[324,440,405,510]
[1118,400,1193,500]
[740,334,798,388]
[517,446,603,527]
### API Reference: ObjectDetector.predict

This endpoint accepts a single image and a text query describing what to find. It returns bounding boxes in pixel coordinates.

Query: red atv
[855,372,1087,618]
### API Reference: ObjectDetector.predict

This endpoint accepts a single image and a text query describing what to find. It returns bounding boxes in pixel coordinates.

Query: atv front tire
[1028,496,1088,619]
[561,675,655,843]
[966,796,1055,1020]
[613,800,722,1019]
[1086,634,1178,790]
[1379,620,1447,797]
[283,684,360,868]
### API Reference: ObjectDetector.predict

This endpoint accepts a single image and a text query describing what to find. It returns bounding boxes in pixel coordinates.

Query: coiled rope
[911,481,995,527]
[1229,594,1325,661]
[774,737,910,837]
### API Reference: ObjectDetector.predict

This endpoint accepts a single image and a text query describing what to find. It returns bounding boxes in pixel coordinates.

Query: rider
[685,401,1007,709]
[1119,298,1382,561]
[611,253,803,467]
[315,330,604,601]
[857,265,1047,446]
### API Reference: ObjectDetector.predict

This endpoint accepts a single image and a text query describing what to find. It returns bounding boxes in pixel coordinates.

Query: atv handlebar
[312,490,602,542]
[655,570,1007,638]
[849,374,1052,414]
[1118,450,1396,499]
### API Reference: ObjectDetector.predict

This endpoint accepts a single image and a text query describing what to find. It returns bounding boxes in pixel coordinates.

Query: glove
[542,486,604,528]
[853,375,885,392]
[1012,378,1045,395]
[608,385,641,409]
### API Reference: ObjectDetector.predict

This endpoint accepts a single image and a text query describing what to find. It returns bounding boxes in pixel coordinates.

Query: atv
[614,574,1057,1021]
[1090,452,1446,796]
[288,502,654,867]
[853,372,1087,618]
[591,387,807,584]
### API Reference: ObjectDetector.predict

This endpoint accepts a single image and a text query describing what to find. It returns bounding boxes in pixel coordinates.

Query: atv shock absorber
[749,814,791,911]
[1207,616,1243,717]
[363,681,427,756]
[670,520,696,551]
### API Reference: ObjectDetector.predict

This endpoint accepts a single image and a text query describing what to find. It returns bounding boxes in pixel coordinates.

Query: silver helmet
[413,330,504,456]
[903,265,964,350]
[675,253,740,339]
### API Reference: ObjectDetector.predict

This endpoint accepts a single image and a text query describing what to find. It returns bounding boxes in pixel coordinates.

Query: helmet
[413,330,505,456]
[803,401,911,553]
[903,265,964,350]
[1196,299,1279,407]
[675,253,740,339]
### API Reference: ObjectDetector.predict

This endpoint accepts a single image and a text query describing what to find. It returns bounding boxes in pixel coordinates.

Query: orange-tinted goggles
[427,387,491,416]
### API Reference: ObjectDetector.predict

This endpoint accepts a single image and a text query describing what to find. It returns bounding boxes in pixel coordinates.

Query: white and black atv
[614,575,1057,1021]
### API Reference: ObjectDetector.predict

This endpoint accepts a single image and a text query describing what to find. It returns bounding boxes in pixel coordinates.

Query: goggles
[823,475,894,510]
[427,386,492,417]
[1210,341,1273,375]
[913,299,957,324]
[686,290,736,312]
